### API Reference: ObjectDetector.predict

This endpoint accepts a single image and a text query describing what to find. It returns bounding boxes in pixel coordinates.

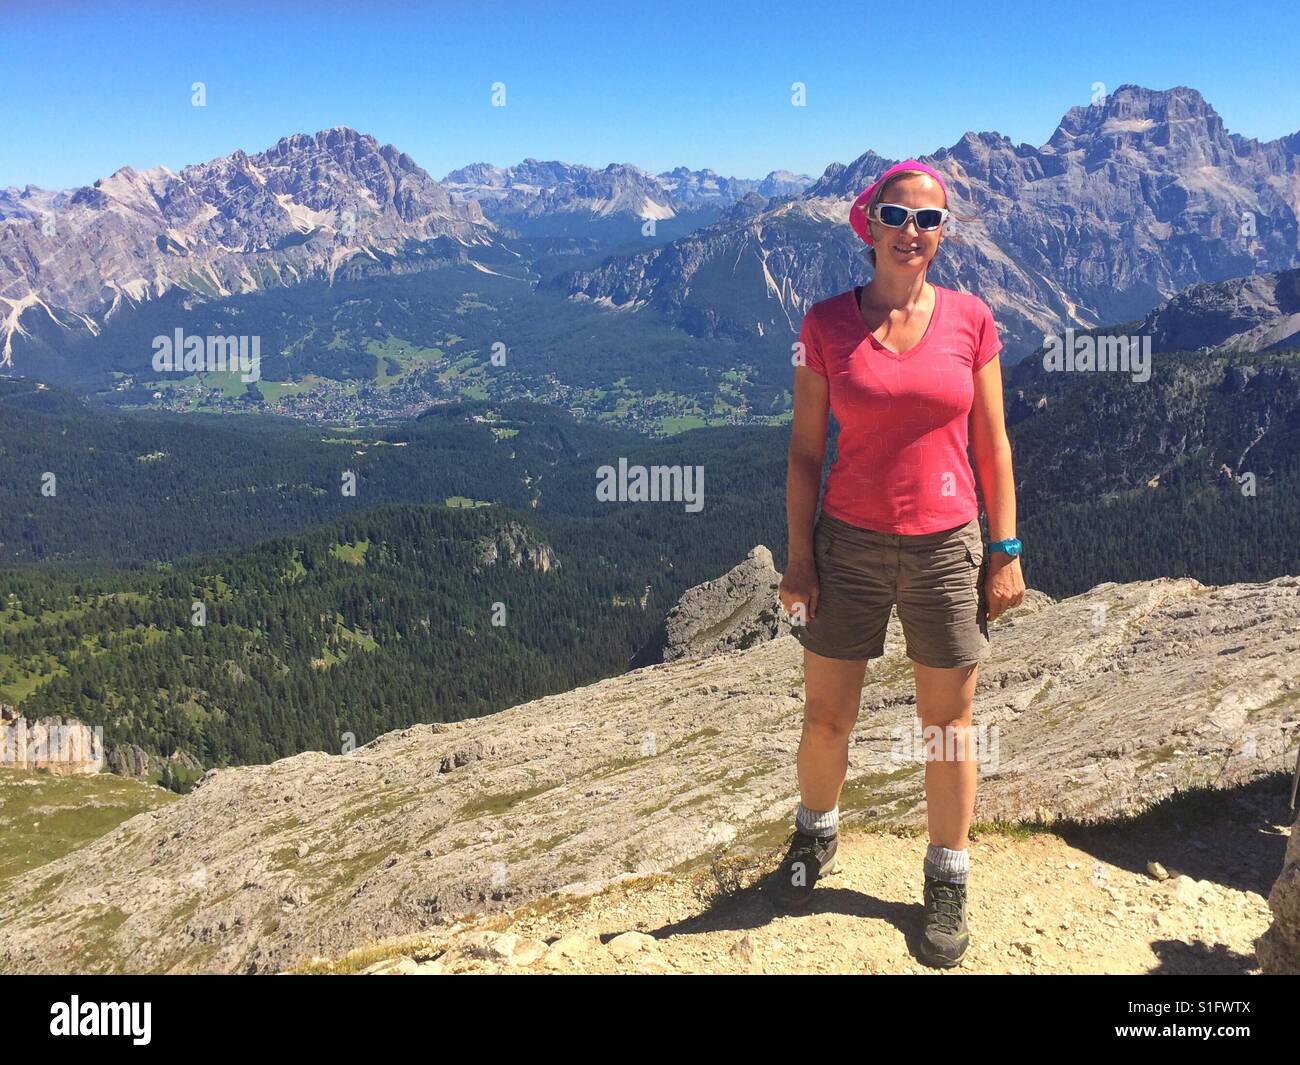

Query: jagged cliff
[1,567,1296,974]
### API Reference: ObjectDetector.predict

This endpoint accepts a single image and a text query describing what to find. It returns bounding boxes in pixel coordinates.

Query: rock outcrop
[104,744,203,783]
[1,571,1297,974]
[662,545,787,662]
[1257,803,1300,974]
[474,521,559,572]
[631,545,787,666]
[0,712,103,776]
[1142,267,1300,355]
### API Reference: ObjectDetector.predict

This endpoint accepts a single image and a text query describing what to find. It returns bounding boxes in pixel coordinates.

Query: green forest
[3,504,675,774]
[2,339,1298,786]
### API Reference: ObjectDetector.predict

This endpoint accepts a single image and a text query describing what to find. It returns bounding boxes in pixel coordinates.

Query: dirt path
[330,785,1289,976]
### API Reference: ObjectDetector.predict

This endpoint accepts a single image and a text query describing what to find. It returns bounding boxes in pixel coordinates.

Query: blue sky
[3,0,1298,189]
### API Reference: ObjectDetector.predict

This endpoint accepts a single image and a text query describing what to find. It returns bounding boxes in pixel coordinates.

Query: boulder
[1257,804,1300,974]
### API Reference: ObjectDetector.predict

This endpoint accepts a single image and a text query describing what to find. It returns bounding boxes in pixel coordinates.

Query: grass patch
[458,780,558,819]
[329,539,371,565]
[0,769,177,890]
[666,727,721,751]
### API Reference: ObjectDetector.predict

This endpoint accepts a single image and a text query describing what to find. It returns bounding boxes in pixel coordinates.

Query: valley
[2,322,1299,787]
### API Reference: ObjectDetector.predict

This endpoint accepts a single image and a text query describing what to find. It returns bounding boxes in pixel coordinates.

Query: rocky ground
[322,780,1288,976]
[2,571,1298,975]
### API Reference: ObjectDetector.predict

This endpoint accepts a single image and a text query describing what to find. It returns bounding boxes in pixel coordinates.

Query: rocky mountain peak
[442,162,507,186]
[806,150,892,199]
[1046,83,1231,155]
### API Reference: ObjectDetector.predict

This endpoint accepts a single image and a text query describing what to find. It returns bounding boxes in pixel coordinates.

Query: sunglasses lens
[877,204,908,227]
[915,209,944,230]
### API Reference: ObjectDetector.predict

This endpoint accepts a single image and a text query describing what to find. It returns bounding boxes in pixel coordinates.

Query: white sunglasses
[869,202,950,231]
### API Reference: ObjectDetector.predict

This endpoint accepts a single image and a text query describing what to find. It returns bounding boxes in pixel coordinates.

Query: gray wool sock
[796,804,838,838]
[924,843,969,884]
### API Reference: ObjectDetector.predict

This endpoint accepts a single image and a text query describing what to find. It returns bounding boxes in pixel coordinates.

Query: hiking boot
[918,875,969,967]
[768,829,839,910]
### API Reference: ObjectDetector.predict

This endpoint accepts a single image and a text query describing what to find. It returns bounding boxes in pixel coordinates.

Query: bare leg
[799,648,869,810]
[912,661,980,849]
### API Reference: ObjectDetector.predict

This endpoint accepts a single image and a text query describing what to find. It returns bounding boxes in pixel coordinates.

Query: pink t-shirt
[798,283,1002,535]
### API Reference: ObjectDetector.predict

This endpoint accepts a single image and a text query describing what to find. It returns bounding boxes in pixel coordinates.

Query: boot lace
[926,880,964,934]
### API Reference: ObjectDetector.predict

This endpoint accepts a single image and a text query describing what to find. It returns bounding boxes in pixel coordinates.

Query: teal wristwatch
[987,537,1022,558]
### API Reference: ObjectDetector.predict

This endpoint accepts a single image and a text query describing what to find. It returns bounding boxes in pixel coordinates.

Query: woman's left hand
[985,555,1026,622]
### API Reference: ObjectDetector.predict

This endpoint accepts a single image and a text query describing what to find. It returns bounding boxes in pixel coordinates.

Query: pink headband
[850,160,948,246]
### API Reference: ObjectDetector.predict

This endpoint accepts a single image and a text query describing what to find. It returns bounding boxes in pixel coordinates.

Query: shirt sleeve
[973,298,1002,372]
[797,309,827,377]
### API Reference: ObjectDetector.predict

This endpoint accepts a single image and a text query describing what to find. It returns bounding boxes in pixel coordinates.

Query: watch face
[1007,543,1021,558]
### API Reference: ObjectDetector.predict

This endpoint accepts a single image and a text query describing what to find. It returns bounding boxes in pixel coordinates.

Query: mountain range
[4,83,1300,377]
[562,85,1300,357]
[0,128,491,364]
[442,159,812,238]
[0,137,808,369]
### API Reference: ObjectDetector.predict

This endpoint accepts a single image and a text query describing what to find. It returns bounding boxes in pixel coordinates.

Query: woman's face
[869,174,946,271]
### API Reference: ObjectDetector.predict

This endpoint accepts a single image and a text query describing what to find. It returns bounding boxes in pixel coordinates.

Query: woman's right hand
[779,558,820,628]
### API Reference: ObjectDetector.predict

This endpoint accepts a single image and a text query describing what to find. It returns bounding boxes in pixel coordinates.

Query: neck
[863,267,930,309]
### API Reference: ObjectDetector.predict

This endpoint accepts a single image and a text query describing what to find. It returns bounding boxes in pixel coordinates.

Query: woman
[774,159,1025,968]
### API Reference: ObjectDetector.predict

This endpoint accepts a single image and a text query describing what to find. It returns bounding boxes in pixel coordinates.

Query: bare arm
[968,355,1025,620]
[780,364,830,621]
[787,364,829,562]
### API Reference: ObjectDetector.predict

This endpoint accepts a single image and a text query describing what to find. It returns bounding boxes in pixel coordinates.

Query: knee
[803,699,856,743]
[917,709,973,731]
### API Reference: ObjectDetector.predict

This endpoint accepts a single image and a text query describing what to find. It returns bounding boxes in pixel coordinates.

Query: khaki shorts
[792,512,990,668]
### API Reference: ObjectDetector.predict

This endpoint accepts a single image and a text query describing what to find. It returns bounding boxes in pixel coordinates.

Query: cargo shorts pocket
[813,514,839,563]
[961,523,990,631]
[958,519,983,570]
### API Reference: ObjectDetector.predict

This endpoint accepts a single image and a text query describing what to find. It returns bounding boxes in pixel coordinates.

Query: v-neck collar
[852,283,943,361]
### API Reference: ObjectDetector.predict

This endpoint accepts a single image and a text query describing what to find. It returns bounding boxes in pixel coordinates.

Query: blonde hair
[862,168,975,268]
